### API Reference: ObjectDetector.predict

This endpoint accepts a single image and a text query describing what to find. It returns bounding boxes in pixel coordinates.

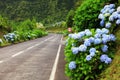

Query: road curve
[0,34,62,80]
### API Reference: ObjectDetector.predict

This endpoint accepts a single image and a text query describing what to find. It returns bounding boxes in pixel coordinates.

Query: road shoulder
[54,44,69,80]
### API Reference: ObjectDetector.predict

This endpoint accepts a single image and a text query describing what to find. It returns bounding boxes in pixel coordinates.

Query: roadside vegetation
[64,0,120,80]
[0,16,47,47]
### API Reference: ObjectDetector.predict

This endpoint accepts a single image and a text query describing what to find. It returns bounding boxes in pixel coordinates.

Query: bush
[65,4,120,80]
[65,29,116,80]
[73,0,109,32]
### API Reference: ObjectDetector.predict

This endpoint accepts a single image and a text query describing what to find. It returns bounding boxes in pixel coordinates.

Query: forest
[0,0,80,25]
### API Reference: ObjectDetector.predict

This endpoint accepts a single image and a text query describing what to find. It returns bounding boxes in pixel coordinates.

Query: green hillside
[0,0,79,25]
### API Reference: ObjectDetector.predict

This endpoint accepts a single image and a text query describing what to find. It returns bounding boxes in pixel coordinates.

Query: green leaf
[99,65,103,70]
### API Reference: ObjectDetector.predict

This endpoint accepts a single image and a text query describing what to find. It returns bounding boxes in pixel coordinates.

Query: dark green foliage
[74,0,109,32]
[66,10,75,28]
[0,0,78,25]
[0,15,47,45]
[0,15,11,33]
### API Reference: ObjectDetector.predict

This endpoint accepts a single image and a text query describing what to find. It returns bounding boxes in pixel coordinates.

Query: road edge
[49,35,63,80]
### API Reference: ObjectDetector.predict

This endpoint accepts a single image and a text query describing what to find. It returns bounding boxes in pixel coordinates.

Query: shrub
[65,29,116,80]
[3,32,18,43]
[65,4,120,80]
[73,0,109,32]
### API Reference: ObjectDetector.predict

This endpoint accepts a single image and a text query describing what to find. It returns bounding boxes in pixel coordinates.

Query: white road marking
[49,35,63,80]
[0,60,4,64]
[12,51,24,57]
[11,35,55,58]
[26,46,35,50]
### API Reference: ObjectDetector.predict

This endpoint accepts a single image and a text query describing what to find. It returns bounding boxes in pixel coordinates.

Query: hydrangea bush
[4,32,18,43]
[65,4,119,80]
[2,29,47,44]
[73,0,109,32]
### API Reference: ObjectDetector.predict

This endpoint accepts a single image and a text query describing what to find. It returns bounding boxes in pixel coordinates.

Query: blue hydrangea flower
[94,38,102,45]
[102,37,108,44]
[72,47,79,54]
[112,12,119,19]
[89,48,96,57]
[117,6,120,13]
[109,34,116,41]
[68,34,73,38]
[72,34,79,39]
[98,14,105,20]
[79,31,85,36]
[88,37,95,43]
[79,44,87,52]
[86,55,92,61]
[85,29,92,36]
[69,61,76,70]
[109,9,115,14]
[105,22,111,28]
[77,31,85,39]
[104,5,110,9]
[84,39,91,47]
[100,20,105,27]
[94,34,101,38]
[102,34,110,44]
[101,9,105,13]
[117,14,120,19]
[96,29,102,34]
[100,54,108,62]
[100,54,112,64]
[102,45,108,52]
[105,57,112,64]
[109,15,114,21]
[116,19,120,25]
[89,48,96,53]
[101,28,109,34]
[90,52,95,57]
[69,34,79,39]
[85,29,90,32]
[109,4,115,9]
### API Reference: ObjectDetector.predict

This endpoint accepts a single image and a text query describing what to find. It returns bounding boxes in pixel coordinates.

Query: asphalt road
[0,34,62,80]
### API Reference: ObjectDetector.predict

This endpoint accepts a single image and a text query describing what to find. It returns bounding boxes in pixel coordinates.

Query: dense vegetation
[0,15,47,46]
[0,0,79,25]
[64,0,120,80]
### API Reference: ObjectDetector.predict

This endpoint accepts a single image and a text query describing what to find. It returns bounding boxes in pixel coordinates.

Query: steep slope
[0,0,79,24]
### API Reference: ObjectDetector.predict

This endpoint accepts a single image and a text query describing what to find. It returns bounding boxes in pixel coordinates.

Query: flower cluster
[86,48,96,61]
[4,32,17,42]
[100,54,112,64]
[98,4,115,28]
[69,61,76,70]
[109,6,120,24]
[68,29,92,40]
[69,27,116,62]
[72,47,79,54]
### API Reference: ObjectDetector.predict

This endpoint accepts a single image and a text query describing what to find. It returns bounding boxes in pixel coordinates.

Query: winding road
[0,34,62,80]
